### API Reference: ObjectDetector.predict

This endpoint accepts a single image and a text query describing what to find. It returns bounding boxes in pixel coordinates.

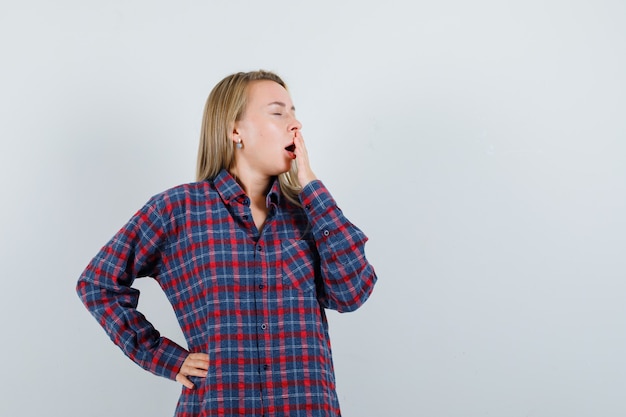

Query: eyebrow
[267,101,296,111]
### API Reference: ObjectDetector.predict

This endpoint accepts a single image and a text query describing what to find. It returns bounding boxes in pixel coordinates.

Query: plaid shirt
[77,169,377,417]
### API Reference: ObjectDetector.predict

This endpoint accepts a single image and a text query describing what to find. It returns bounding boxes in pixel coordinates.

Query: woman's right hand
[176,352,210,389]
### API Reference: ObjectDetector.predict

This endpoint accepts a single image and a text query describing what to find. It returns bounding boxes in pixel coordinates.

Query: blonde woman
[77,70,377,417]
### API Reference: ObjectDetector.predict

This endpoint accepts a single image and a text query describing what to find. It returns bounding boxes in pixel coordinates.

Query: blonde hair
[196,70,302,206]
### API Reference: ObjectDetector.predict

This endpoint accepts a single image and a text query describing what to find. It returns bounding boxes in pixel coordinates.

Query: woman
[77,70,377,417]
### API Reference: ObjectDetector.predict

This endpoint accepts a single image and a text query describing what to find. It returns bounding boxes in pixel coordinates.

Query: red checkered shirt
[77,169,377,417]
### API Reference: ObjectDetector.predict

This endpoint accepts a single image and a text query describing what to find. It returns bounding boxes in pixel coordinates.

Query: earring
[236,139,243,149]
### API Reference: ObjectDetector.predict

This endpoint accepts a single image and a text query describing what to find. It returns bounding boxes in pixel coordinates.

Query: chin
[275,162,293,175]
[282,163,294,175]
[264,168,289,178]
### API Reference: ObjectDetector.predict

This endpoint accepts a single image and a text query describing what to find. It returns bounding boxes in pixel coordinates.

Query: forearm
[77,272,188,380]
[299,180,377,312]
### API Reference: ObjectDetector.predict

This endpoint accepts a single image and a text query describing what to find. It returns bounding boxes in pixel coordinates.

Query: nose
[289,115,302,132]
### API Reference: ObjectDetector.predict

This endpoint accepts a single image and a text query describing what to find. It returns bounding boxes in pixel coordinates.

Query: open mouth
[285,144,296,152]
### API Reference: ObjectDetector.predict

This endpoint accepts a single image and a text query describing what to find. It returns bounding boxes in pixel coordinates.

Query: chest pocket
[281,239,318,293]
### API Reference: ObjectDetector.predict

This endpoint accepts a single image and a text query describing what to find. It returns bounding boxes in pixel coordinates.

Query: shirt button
[263,364,269,370]
[258,284,264,289]
[261,324,267,330]
[243,198,250,205]
[305,204,311,210]
[257,245,262,251]
[323,229,330,236]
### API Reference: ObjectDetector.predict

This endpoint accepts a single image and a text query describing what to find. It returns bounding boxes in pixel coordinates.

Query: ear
[230,122,240,144]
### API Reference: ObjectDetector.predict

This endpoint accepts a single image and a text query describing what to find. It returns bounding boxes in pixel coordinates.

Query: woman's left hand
[293,131,317,188]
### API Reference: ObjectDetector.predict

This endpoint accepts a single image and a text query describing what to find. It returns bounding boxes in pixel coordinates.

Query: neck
[229,165,272,203]
[229,165,273,232]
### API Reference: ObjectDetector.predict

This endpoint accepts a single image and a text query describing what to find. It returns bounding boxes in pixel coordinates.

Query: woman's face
[233,80,301,178]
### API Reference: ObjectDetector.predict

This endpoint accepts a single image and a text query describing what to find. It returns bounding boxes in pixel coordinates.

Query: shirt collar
[266,178,282,209]
[212,169,247,205]
[212,169,282,208]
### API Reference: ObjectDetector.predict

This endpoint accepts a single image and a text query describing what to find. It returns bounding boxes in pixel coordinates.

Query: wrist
[299,173,317,188]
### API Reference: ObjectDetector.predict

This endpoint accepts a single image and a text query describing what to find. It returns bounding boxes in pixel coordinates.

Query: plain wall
[1,1,625,416]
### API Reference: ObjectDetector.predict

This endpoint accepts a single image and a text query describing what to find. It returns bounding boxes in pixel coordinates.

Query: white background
[1,1,625,416]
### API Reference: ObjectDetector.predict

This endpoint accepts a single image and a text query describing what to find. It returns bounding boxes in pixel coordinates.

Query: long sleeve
[299,180,377,313]
[76,198,188,380]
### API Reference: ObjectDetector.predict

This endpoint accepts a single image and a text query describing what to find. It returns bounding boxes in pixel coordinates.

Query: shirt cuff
[299,180,345,240]
[299,180,337,218]
[151,337,189,381]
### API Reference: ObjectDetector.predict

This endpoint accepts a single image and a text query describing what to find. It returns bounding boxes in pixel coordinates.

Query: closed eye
[267,101,295,116]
